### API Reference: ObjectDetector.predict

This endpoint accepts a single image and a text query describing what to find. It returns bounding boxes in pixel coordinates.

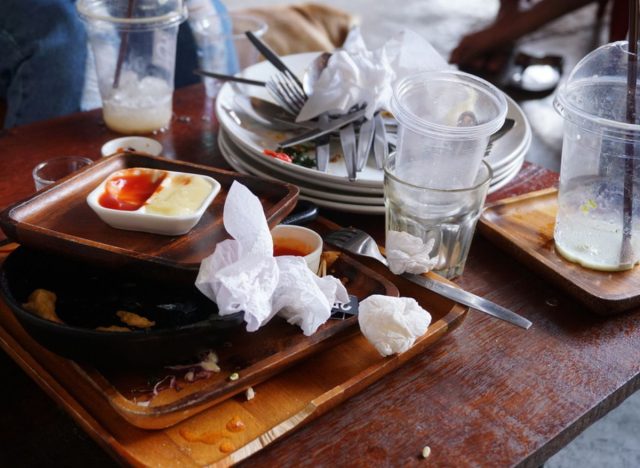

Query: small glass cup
[192,12,268,98]
[390,70,506,190]
[32,156,93,191]
[77,0,187,135]
[384,154,492,279]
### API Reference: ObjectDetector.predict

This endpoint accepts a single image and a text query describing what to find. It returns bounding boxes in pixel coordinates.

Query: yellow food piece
[23,289,63,324]
[116,310,155,329]
[96,325,131,332]
[321,251,341,269]
[144,174,212,216]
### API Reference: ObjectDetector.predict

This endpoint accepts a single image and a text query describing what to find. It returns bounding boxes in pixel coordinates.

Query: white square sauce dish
[87,167,221,235]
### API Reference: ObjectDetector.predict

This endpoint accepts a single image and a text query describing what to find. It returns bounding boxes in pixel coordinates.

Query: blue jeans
[0,0,87,128]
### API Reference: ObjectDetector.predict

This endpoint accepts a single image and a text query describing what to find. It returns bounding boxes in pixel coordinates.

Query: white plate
[486,94,532,172]
[216,52,531,192]
[219,130,385,205]
[487,154,525,194]
[220,137,385,214]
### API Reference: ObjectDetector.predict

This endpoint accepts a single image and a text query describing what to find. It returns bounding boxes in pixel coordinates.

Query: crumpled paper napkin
[196,181,348,335]
[358,295,431,356]
[296,27,449,122]
[385,230,438,275]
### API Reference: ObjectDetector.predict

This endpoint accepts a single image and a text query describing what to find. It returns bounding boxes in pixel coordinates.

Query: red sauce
[273,238,311,257]
[99,170,166,211]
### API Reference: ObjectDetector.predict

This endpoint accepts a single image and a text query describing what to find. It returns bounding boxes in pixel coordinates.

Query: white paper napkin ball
[358,295,431,356]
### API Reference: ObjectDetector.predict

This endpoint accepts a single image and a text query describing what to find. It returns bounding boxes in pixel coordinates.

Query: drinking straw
[113,0,136,89]
[622,0,639,266]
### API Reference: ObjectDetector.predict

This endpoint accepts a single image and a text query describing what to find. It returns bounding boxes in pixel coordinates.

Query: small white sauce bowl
[101,137,163,157]
[87,168,221,236]
[271,224,323,273]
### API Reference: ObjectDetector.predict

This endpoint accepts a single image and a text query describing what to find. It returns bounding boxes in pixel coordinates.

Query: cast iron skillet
[0,201,319,368]
[1,246,244,368]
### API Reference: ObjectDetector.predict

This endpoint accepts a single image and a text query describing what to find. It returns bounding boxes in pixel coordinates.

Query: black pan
[0,201,319,368]
[0,246,244,367]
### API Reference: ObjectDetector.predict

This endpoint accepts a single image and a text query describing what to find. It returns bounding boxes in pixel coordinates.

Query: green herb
[278,144,316,168]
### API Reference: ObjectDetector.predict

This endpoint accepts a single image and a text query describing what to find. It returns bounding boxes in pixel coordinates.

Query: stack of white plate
[216,53,532,214]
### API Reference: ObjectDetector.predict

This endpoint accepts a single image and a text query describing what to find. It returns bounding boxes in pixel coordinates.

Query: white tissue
[385,230,438,275]
[273,256,349,335]
[297,28,449,122]
[195,181,348,335]
[358,295,431,357]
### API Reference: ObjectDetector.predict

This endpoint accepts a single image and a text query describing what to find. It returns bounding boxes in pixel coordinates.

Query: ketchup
[99,170,166,211]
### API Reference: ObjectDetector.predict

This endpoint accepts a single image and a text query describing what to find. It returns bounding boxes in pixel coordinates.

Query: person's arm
[450,0,597,66]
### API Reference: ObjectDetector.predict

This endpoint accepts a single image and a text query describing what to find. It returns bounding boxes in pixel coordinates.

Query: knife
[193,69,267,87]
[316,114,331,172]
[373,113,388,169]
[356,117,375,171]
[279,108,367,148]
[402,272,532,329]
[339,124,357,181]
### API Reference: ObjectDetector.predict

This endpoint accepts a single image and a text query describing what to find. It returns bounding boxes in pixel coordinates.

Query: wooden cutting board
[479,188,640,314]
[0,218,468,466]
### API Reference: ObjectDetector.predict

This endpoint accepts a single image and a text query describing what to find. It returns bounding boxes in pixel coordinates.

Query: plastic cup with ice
[77,0,187,134]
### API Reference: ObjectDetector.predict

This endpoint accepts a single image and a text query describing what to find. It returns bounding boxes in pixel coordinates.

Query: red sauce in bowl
[99,170,166,211]
[273,239,312,257]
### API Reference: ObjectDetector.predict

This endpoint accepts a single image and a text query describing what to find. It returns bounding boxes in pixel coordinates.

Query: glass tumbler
[384,154,492,278]
[191,12,268,98]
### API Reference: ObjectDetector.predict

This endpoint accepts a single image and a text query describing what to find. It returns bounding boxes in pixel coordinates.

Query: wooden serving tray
[479,188,640,314]
[0,153,298,283]
[0,219,468,466]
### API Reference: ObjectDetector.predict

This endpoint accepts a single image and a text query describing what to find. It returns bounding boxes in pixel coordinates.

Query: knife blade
[316,114,331,172]
[356,117,375,171]
[373,113,388,169]
[402,272,532,329]
[279,108,367,148]
[340,124,357,181]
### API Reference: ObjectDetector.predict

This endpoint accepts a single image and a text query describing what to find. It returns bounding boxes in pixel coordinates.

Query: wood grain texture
[480,188,640,314]
[2,85,640,467]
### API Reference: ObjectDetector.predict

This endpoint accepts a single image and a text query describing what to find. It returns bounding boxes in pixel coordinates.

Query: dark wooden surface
[1,85,639,467]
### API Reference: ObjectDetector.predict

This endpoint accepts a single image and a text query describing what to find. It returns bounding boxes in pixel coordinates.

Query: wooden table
[1,85,638,467]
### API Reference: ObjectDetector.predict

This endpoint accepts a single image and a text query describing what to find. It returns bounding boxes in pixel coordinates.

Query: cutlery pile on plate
[243,31,392,181]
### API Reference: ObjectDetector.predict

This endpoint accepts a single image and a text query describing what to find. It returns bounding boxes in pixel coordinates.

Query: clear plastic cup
[77,0,187,134]
[32,156,93,191]
[554,41,640,271]
[390,70,507,190]
[191,12,268,98]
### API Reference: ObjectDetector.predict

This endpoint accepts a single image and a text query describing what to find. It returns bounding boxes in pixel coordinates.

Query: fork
[266,71,307,115]
[324,227,532,329]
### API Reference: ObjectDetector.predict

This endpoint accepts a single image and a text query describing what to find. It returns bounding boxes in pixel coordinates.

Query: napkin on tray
[296,27,449,122]
[196,182,349,335]
[358,295,431,357]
